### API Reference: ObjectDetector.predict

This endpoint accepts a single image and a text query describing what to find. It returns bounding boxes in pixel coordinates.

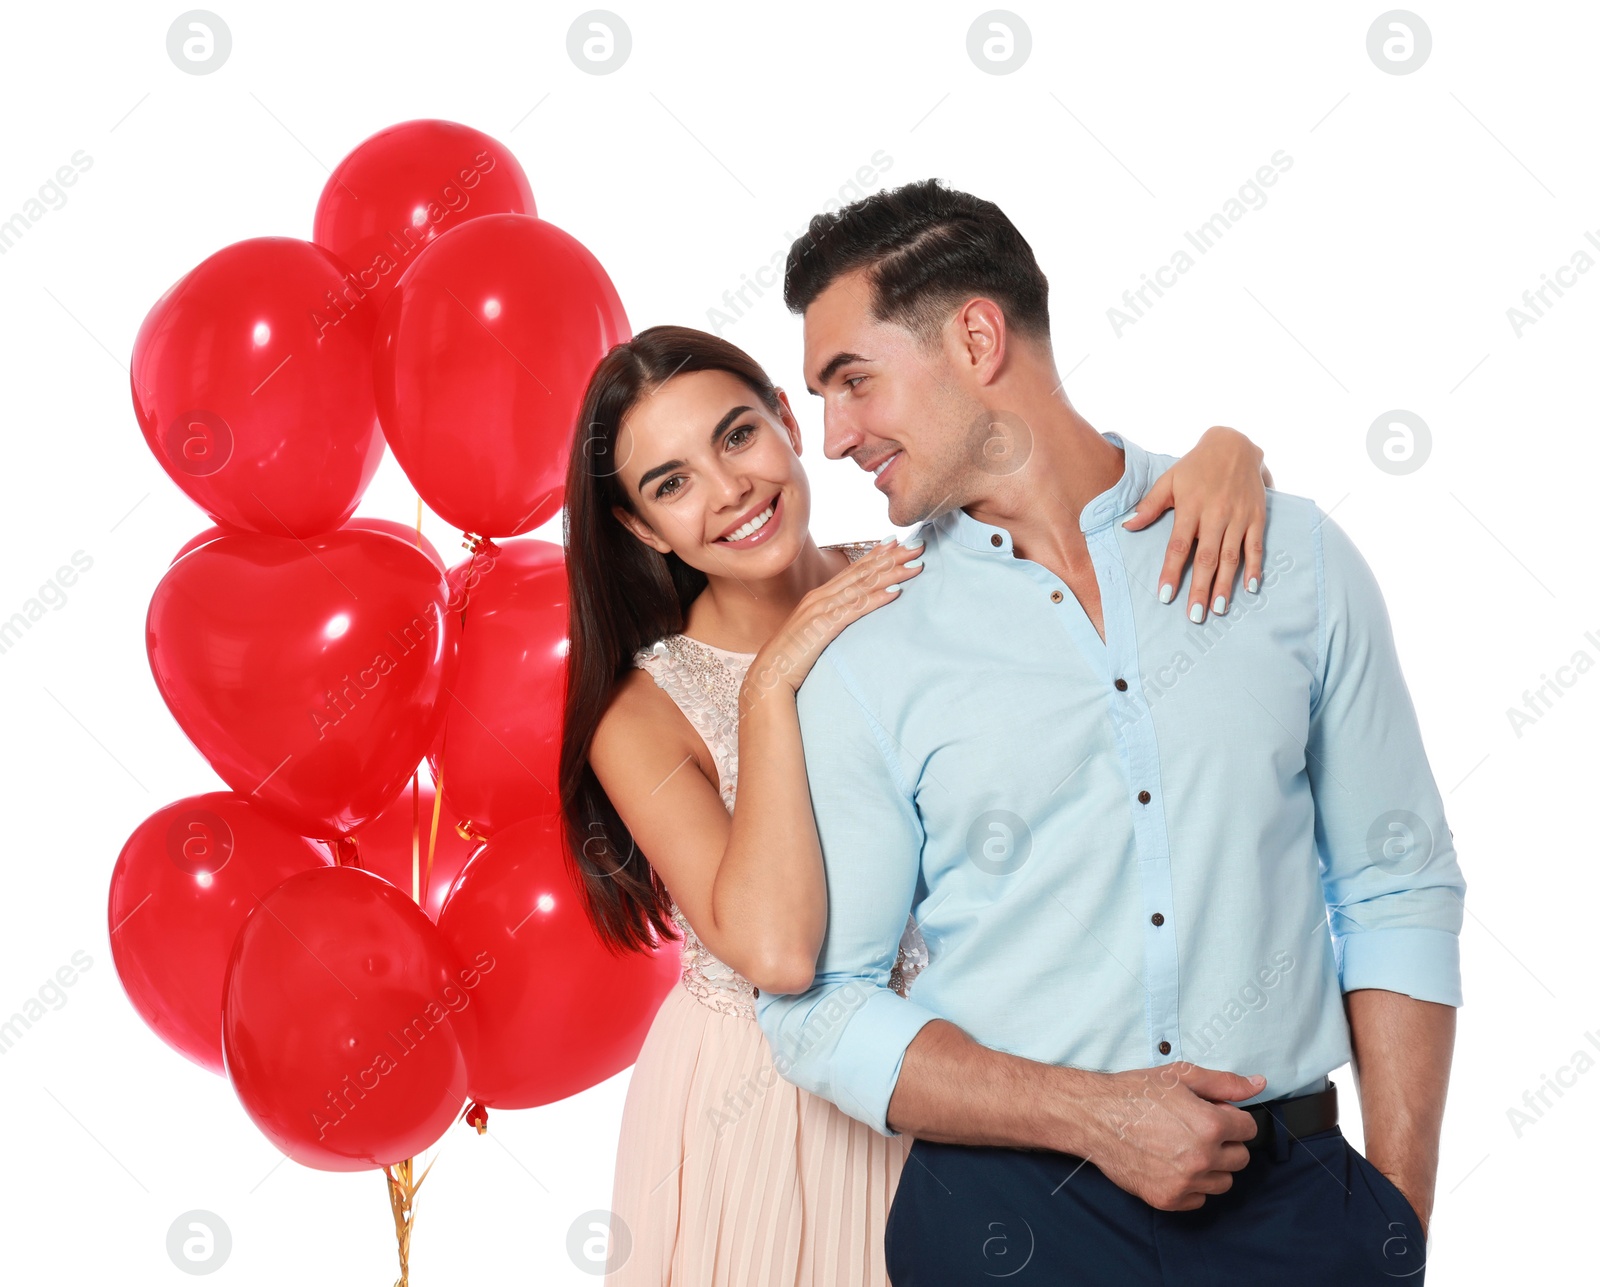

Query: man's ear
[950,297,1007,387]
[611,504,673,555]
[773,387,803,455]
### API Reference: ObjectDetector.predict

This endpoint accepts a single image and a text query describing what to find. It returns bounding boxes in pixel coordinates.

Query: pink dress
[605,540,928,1287]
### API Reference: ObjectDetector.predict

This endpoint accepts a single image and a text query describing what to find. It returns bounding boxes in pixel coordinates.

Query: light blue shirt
[754,431,1466,1137]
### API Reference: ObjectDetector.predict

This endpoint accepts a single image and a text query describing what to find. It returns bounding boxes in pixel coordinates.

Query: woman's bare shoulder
[591,665,706,783]
[597,665,678,741]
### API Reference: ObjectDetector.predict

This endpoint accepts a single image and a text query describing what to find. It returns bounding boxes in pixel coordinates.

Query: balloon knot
[454,819,486,845]
[464,1101,489,1134]
[461,533,499,556]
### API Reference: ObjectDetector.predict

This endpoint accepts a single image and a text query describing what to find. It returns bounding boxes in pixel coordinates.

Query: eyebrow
[634,405,755,494]
[805,351,872,397]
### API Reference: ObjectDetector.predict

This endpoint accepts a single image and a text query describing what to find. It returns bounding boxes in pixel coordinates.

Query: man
[752,178,1463,1284]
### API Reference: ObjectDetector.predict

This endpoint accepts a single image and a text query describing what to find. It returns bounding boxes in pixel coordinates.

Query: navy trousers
[885,1124,1427,1284]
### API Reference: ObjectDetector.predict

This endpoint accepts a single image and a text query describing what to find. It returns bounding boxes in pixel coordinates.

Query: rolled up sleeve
[1307,509,1466,1007]
[752,651,941,1136]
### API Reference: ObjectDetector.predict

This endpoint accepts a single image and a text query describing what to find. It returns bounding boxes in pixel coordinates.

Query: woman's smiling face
[610,367,815,577]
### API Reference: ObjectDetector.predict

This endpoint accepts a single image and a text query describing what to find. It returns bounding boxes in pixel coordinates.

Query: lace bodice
[631,540,929,1020]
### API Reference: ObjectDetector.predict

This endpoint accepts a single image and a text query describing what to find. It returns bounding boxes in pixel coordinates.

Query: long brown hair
[559,325,786,955]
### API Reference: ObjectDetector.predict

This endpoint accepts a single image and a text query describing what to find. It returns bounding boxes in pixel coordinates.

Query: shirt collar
[931,430,1153,554]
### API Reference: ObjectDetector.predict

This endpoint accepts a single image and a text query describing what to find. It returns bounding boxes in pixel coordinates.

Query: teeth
[721,500,775,542]
[874,452,901,477]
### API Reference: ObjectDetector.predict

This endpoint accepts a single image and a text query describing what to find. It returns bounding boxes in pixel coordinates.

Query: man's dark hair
[784,178,1051,347]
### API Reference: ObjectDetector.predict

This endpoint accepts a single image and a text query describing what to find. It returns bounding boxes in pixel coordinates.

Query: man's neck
[959,388,1126,569]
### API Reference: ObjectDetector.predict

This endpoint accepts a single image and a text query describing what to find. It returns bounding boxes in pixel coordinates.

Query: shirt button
[1050,590,1064,603]
[990,534,1003,547]
[1158,1040,1172,1055]
[1151,912,1164,926]
[1138,789,1151,804]
[1114,678,1128,691]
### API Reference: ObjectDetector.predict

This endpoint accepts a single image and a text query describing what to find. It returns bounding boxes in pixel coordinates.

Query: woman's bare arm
[587,539,923,993]
[589,671,789,984]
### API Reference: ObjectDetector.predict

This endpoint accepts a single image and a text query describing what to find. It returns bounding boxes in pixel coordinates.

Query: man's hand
[1069,1062,1268,1212]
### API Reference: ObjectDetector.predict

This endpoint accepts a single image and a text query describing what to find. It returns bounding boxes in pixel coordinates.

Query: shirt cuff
[1336,926,1463,1007]
[787,988,941,1138]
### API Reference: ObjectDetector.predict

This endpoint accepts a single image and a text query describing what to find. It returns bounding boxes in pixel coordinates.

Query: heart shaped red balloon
[131,236,384,537]
[430,538,566,835]
[108,792,332,1074]
[223,865,480,1171]
[146,528,457,839]
[313,118,537,316]
[437,813,679,1109]
[373,213,631,537]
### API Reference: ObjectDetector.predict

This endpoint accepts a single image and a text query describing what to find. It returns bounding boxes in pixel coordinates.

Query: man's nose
[822,402,859,462]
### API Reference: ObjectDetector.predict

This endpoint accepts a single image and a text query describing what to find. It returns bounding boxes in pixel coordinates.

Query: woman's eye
[653,425,757,500]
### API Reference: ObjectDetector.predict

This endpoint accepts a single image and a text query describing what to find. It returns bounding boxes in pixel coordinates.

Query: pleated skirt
[605,977,911,1286]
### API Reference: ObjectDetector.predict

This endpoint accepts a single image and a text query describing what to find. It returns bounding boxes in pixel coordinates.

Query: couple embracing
[555,178,1463,1285]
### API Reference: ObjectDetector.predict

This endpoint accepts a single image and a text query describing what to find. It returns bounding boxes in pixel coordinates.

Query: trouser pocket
[1347,1141,1427,1279]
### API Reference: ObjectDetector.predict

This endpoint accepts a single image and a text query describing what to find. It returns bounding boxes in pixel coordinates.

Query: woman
[557,325,1271,1285]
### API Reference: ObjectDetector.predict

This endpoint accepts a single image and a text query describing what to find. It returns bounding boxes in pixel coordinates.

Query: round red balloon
[373,213,631,537]
[313,119,536,316]
[173,517,446,573]
[431,539,566,835]
[347,780,479,921]
[223,866,480,1171]
[131,237,384,537]
[437,813,679,1109]
[146,528,457,839]
[108,793,332,1074]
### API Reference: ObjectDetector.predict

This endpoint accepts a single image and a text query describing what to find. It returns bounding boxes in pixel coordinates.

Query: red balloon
[146,528,457,839]
[347,779,478,921]
[373,213,631,536]
[437,814,679,1109]
[131,237,384,537]
[173,517,446,573]
[313,119,536,317]
[431,539,565,835]
[222,866,480,1171]
[108,793,332,1075]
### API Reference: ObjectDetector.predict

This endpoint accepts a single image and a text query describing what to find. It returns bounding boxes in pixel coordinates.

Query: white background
[1,0,1594,1281]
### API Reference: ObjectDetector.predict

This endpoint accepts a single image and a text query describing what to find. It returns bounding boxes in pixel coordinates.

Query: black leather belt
[1244,1080,1338,1151]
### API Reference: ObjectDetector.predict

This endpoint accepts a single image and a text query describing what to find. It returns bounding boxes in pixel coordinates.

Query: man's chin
[886,492,931,529]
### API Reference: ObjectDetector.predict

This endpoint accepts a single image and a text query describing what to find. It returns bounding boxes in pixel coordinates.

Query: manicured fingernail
[877,535,897,547]
[903,557,923,570]
[1252,1074,1266,1086]
[1159,583,1175,604]
[1213,595,1228,615]
[903,532,925,550]
[1247,576,1259,594]
[885,582,902,593]
[1122,512,1140,527]
[1189,602,1205,623]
